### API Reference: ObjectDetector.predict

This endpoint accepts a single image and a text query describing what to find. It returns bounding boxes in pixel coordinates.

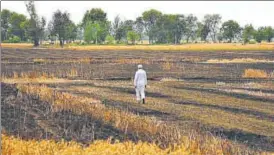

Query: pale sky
[2,1,274,28]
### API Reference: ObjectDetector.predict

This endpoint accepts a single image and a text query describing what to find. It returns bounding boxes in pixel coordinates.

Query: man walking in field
[134,64,147,104]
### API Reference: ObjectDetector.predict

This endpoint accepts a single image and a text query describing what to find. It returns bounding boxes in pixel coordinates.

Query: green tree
[8,36,21,43]
[242,24,255,44]
[81,8,110,43]
[254,26,274,43]
[197,22,210,42]
[185,14,198,43]
[264,26,274,42]
[221,20,241,43]
[203,14,222,42]
[127,30,140,45]
[134,17,144,42]
[82,8,107,27]
[122,20,134,42]
[48,10,73,47]
[84,22,101,44]
[254,27,264,43]
[67,21,77,42]
[154,14,185,44]
[76,24,84,41]
[216,32,223,43]
[105,35,115,44]
[1,9,12,40]
[142,9,162,44]
[112,18,135,43]
[25,1,46,46]
[123,20,134,32]
[172,15,186,44]
[9,12,27,41]
[112,15,123,43]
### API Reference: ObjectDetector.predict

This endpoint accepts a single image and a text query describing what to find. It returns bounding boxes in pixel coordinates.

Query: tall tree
[84,22,100,44]
[48,10,73,47]
[67,21,77,42]
[76,24,84,41]
[82,8,110,43]
[127,30,140,45]
[197,22,210,42]
[9,12,27,41]
[253,26,274,43]
[264,26,274,42]
[142,9,162,44]
[221,20,241,43]
[1,9,12,40]
[82,8,107,27]
[203,14,222,42]
[25,1,46,46]
[112,15,123,42]
[134,17,144,42]
[254,27,265,43]
[154,14,185,44]
[242,24,255,44]
[185,14,198,43]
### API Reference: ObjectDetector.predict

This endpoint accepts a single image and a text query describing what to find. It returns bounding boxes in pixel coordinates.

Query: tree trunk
[59,40,63,47]
[149,35,153,44]
[34,39,39,47]
[174,35,177,45]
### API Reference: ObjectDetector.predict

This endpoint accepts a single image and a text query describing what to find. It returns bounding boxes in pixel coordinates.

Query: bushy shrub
[105,35,115,44]
[9,36,21,43]
[127,31,139,45]
[2,36,21,43]
[249,39,257,44]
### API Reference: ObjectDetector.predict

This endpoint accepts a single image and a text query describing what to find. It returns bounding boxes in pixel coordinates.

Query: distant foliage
[127,31,140,44]
[2,5,274,45]
[105,35,115,44]
[2,36,21,43]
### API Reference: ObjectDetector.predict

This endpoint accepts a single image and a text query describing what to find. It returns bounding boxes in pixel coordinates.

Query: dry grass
[1,43,33,48]
[160,77,180,82]
[1,71,56,83]
[33,58,92,64]
[0,72,82,84]
[64,43,274,51]
[68,68,78,77]
[1,70,81,81]
[16,84,183,147]
[206,58,274,64]
[79,80,274,138]
[2,43,274,51]
[115,58,150,64]
[242,69,268,78]
[2,133,259,155]
[3,82,261,154]
[162,62,173,71]
[2,77,272,154]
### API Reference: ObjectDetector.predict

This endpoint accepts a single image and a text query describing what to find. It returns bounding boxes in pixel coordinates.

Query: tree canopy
[2,4,274,46]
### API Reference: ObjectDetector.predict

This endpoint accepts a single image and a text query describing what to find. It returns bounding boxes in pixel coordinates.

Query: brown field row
[2,43,274,51]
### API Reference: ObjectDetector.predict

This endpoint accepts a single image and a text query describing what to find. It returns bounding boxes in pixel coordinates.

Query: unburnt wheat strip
[13,83,260,154]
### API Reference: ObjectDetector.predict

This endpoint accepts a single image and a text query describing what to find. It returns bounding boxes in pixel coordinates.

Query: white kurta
[134,69,147,100]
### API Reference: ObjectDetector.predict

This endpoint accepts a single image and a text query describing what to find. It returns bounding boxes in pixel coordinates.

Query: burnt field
[1,48,274,80]
[1,47,274,154]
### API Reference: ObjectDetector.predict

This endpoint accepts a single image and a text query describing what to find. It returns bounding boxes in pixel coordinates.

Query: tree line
[1,1,274,46]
